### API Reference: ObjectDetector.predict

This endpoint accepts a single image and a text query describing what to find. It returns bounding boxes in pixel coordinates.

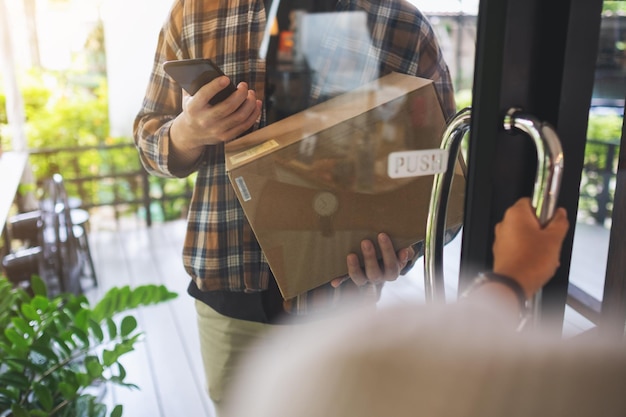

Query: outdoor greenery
[0,68,193,222]
[604,1,626,14]
[579,112,623,224]
[0,16,192,222]
[454,89,472,111]
[0,274,178,417]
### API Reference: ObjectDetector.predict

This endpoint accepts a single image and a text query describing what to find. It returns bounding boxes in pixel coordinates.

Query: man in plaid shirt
[134,0,456,412]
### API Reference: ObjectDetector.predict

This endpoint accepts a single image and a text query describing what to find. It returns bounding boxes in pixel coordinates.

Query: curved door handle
[504,108,565,327]
[504,108,565,225]
[424,107,564,311]
[424,107,472,303]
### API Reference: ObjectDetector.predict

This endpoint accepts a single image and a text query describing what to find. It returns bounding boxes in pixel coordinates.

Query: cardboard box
[225,72,465,299]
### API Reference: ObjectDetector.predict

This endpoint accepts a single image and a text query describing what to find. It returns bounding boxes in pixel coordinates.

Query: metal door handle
[503,108,564,224]
[424,107,472,303]
[504,108,565,326]
[423,107,564,311]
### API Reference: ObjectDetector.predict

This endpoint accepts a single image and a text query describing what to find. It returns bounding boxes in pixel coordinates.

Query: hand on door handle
[492,197,570,299]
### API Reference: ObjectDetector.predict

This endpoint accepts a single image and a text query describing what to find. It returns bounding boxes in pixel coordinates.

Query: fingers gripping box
[225,72,465,300]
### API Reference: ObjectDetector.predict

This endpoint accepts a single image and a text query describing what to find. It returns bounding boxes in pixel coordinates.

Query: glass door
[459,0,625,337]
[262,0,625,337]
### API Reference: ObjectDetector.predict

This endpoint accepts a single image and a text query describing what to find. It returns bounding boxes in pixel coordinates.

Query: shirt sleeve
[382,4,457,121]
[132,0,214,179]
[413,23,457,122]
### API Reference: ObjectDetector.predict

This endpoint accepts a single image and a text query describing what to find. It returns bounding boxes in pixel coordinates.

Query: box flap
[224,72,434,171]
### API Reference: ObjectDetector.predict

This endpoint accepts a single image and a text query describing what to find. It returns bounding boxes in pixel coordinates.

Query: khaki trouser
[194,288,378,415]
[194,300,274,415]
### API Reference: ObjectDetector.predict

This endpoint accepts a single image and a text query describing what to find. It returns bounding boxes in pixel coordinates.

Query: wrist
[170,117,207,151]
[169,119,205,152]
[462,271,529,327]
[167,123,207,176]
[492,267,536,299]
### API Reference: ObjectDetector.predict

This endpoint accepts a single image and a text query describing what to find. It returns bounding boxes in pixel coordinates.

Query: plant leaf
[11,316,36,339]
[116,341,135,357]
[108,362,128,384]
[129,286,143,308]
[88,318,105,342]
[0,371,31,390]
[76,372,91,387]
[116,362,127,380]
[58,381,79,400]
[11,404,30,417]
[70,325,90,348]
[6,358,46,374]
[74,309,90,331]
[30,343,60,363]
[92,295,112,323]
[110,404,123,417]
[120,316,137,338]
[20,303,40,322]
[30,275,48,297]
[102,349,117,367]
[50,335,73,358]
[34,384,54,411]
[5,328,29,349]
[106,318,117,339]
[31,295,50,313]
[85,355,104,379]
[0,386,20,401]
[116,286,131,311]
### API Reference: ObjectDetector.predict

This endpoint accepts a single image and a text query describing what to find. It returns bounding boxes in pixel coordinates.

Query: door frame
[460,0,612,332]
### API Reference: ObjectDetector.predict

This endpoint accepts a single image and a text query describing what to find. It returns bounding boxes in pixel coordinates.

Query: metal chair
[70,206,97,286]
[1,246,43,294]
[40,173,97,295]
[1,174,97,296]
[2,211,44,294]
[6,210,41,247]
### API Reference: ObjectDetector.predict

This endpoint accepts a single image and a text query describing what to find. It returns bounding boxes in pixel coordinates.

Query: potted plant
[0,274,177,417]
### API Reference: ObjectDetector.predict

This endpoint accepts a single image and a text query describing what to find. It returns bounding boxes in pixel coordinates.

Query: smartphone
[163,58,237,105]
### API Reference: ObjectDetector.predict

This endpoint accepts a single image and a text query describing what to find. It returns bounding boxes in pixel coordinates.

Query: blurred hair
[224,302,626,417]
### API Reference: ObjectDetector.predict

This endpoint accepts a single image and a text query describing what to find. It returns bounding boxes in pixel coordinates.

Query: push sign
[387,149,449,179]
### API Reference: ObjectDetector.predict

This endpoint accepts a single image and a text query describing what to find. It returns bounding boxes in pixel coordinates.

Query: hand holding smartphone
[163,58,237,105]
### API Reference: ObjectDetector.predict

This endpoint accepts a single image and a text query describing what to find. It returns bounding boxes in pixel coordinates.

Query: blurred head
[224,302,626,417]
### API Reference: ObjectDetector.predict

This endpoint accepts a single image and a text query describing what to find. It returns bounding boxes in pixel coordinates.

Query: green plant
[587,112,623,142]
[0,275,177,417]
[579,112,622,224]
[603,1,626,14]
[1,69,191,222]
[454,89,472,111]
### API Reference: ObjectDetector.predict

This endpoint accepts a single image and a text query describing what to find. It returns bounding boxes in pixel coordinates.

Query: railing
[25,144,194,227]
[579,138,620,226]
[15,137,619,230]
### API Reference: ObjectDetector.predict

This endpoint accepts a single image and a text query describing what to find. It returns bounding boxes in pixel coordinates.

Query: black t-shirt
[187,276,286,324]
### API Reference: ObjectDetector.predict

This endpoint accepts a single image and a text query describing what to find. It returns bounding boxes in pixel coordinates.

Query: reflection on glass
[265,2,459,122]
[568,1,625,333]
[259,1,474,303]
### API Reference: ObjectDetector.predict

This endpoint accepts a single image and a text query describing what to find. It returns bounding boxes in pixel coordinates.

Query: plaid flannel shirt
[133,0,455,314]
